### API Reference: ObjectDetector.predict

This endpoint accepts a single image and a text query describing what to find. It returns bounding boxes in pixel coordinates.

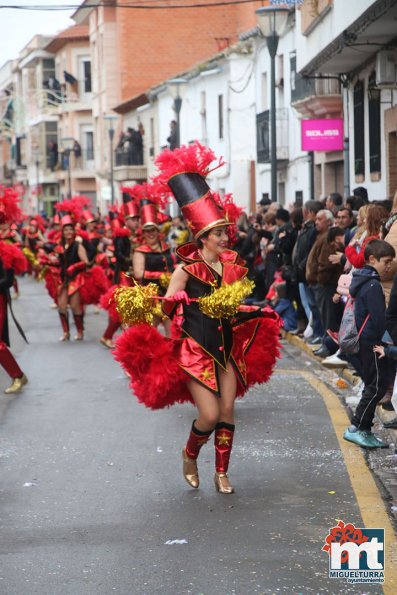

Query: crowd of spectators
[232,186,397,429]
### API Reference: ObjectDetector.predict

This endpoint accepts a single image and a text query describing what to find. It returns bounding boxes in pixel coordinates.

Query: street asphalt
[0,278,396,595]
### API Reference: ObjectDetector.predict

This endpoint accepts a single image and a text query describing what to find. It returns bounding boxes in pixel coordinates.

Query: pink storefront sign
[301,119,344,152]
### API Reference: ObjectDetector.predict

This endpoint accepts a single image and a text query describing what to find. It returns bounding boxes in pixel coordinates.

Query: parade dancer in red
[133,196,174,337]
[114,143,281,494]
[99,195,141,348]
[0,186,28,393]
[57,216,89,341]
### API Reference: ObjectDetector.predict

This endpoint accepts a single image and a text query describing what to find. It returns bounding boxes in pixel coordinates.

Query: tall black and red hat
[154,141,233,239]
[120,186,140,219]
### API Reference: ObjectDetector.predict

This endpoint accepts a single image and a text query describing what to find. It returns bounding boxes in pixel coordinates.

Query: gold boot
[5,374,28,394]
[214,472,234,494]
[182,448,199,488]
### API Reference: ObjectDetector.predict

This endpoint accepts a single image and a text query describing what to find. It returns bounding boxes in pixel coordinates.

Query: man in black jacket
[293,200,323,342]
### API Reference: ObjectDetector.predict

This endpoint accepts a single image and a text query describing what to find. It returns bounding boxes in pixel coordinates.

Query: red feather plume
[55,195,91,221]
[79,266,110,306]
[212,192,243,245]
[154,141,225,192]
[113,324,193,409]
[0,241,28,274]
[0,185,24,224]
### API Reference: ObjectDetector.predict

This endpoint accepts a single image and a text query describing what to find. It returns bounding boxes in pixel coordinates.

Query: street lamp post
[61,137,75,198]
[104,114,118,206]
[32,145,40,211]
[256,6,289,203]
[167,78,188,149]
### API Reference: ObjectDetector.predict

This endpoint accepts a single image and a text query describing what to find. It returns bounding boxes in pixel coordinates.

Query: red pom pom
[0,185,24,224]
[113,325,193,409]
[0,241,28,274]
[99,285,120,322]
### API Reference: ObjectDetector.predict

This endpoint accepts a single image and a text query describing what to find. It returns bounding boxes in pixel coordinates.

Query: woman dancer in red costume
[0,186,29,393]
[132,197,174,337]
[114,143,281,494]
[57,216,89,341]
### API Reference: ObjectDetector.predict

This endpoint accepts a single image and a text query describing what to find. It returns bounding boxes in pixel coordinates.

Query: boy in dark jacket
[343,239,395,449]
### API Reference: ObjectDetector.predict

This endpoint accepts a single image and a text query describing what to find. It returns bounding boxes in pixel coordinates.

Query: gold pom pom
[114,283,160,325]
[198,277,255,319]
[22,247,39,268]
[159,272,172,289]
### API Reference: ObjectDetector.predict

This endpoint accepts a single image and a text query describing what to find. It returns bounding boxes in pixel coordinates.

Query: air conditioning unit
[376,50,397,87]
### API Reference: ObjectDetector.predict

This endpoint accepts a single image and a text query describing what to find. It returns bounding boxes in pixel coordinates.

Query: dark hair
[353,186,369,203]
[196,230,210,249]
[328,193,343,207]
[275,282,287,299]
[327,226,345,243]
[290,207,303,230]
[336,206,353,219]
[364,239,395,262]
[275,208,290,223]
[303,200,323,215]
[346,195,366,211]
[374,199,393,214]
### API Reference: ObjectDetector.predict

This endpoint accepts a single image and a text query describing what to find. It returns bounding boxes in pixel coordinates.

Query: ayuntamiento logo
[322,520,385,584]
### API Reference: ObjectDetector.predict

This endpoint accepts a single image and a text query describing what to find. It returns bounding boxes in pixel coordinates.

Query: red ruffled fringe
[79,265,110,306]
[114,325,193,410]
[44,267,61,301]
[235,317,281,397]
[0,241,28,275]
[113,316,281,410]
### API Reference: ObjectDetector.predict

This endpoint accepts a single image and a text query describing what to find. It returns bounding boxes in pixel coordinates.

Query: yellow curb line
[275,369,397,593]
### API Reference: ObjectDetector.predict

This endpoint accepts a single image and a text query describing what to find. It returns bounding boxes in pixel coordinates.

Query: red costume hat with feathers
[154,141,235,239]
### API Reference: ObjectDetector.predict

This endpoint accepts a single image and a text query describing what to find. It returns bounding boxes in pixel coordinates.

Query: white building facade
[295,0,397,201]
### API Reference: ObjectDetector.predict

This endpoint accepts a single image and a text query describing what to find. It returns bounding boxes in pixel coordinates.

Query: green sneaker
[364,433,389,449]
[343,428,377,448]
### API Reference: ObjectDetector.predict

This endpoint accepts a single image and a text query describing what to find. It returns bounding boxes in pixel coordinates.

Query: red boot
[182,421,213,488]
[100,317,120,348]
[73,313,84,341]
[214,422,235,494]
[59,311,70,341]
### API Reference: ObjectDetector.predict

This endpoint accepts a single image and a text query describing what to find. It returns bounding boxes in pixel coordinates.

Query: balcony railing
[256,108,289,164]
[291,74,341,104]
[59,149,95,173]
[26,88,92,120]
[115,147,144,167]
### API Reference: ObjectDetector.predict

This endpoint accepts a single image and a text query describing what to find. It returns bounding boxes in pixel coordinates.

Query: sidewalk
[284,330,397,440]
